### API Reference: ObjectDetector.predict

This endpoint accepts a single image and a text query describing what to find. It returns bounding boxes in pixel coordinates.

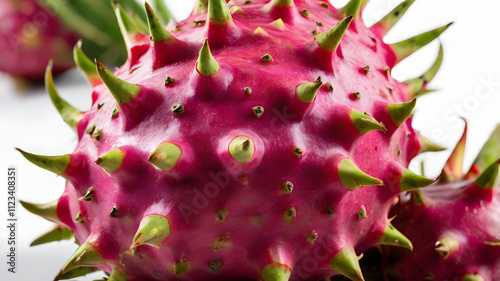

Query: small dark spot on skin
[242,139,250,151]
[165,76,175,85]
[326,205,334,216]
[316,21,323,26]
[244,87,252,95]
[97,103,104,109]
[394,11,400,16]
[172,105,185,115]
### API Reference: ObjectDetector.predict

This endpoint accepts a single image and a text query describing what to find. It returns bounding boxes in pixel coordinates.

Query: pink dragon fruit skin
[17,0,451,280]
[0,0,76,80]
[387,124,500,281]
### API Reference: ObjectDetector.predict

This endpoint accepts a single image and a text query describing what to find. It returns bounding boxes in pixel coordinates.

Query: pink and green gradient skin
[18,0,451,280]
[0,0,76,79]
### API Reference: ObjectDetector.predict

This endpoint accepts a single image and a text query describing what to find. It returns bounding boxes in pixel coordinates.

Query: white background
[0,0,499,280]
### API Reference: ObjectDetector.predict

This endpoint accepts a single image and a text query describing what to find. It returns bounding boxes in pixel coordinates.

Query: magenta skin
[0,0,76,79]
[30,0,427,279]
[390,179,500,281]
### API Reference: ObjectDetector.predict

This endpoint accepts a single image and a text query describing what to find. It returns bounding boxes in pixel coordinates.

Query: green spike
[95,149,125,173]
[282,181,293,194]
[400,168,435,191]
[260,263,292,281]
[96,61,141,105]
[31,225,73,247]
[57,267,101,280]
[16,148,70,175]
[473,124,500,172]
[73,40,98,85]
[379,223,413,250]
[419,134,446,153]
[113,2,146,46]
[392,23,452,64]
[329,247,365,281]
[107,270,127,281]
[357,206,367,219]
[387,99,416,126]
[350,110,386,135]
[82,187,94,201]
[209,260,223,273]
[148,142,182,171]
[404,43,444,98]
[475,160,500,189]
[109,206,119,217]
[152,0,173,25]
[339,0,365,19]
[293,147,302,159]
[296,77,322,103]
[173,261,190,275]
[228,136,255,164]
[316,16,353,52]
[376,0,415,34]
[208,0,232,25]
[145,2,172,42]
[338,159,384,191]
[197,39,220,76]
[57,240,104,278]
[462,273,485,281]
[306,231,318,244]
[74,212,84,223]
[132,215,172,248]
[435,235,459,259]
[193,0,209,14]
[20,200,60,223]
[45,60,82,129]
[283,207,296,225]
[252,106,265,118]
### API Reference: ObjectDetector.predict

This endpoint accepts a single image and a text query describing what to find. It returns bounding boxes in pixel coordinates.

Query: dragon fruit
[17,0,452,280]
[0,0,149,80]
[384,123,500,281]
[0,0,77,79]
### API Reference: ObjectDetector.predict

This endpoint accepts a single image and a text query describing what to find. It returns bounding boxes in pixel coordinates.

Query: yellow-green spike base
[379,223,413,250]
[148,142,182,171]
[329,247,364,281]
[131,215,172,248]
[95,149,125,173]
[260,263,292,281]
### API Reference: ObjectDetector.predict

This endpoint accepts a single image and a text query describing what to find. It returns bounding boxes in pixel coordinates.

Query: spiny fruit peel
[19,0,450,280]
[386,124,500,281]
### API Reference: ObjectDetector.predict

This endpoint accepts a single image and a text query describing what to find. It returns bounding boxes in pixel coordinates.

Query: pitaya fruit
[0,0,150,80]
[0,0,77,80]
[17,0,452,280]
[384,123,500,281]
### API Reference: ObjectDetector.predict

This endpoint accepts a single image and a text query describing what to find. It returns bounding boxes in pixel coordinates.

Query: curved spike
[96,61,141,105]
[230,6,245,14]
[388,99,416,126]
[379,223,413,250]
[73,40,99,86]
[473,124,500,172]
[95,149,125,173]
[435,235,459,259]
[16,148,70,175]
[197,39,220,76]
[400,168,435,191]
[20,200,60,223]
[56,240,103,278]
[132,215,172,248]
[329,247,365,281]
[462,273,485,281]
[31,225,73,246]
[392,23,452,64]
[208,0,232,25]
[228,136,255,164]
[260,263,292,281]
[350,110,387,134]
[148,142,182,171]
[404,43,443,98]
[113,3,147,48]
[376,0,415,35]
[56,267,101,280]
[45,61,82,129]
[316,16,353,52]
[419,134,446,153]
[475,160,500,189]
[145,2,172,42]
[339,0,366,19]
[338,159,384,191]
[193,0,209,15]
[440,122,467,182]
[152,0,173,25]
[296,77,322,103]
